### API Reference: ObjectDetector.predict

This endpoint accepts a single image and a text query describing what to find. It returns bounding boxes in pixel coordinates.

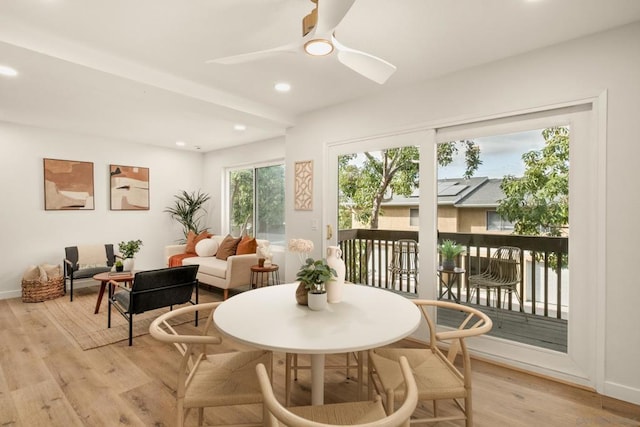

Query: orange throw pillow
[216,235,242,260]
[237,236,258,255]
[185,230,212,254]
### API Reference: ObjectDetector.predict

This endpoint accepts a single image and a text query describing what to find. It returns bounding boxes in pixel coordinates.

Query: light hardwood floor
[0,287,638,426]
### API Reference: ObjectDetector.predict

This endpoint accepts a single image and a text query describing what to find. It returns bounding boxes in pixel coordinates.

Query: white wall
[0,121,204,298]
[285,23,640,404]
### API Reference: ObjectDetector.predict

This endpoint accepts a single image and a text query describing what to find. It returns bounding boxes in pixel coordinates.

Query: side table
[250,264,280,288]
[93,271,134,314]
[437,266,465,303]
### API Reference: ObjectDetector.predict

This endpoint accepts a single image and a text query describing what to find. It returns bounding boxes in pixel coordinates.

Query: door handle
[326,224,333,240]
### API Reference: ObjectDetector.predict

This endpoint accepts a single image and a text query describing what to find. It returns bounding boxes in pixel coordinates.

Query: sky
[437,129,547,179]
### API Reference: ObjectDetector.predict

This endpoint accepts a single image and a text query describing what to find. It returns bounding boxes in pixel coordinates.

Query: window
[486,210,514,231]
[410,208,419,227]
[228,163,285,245]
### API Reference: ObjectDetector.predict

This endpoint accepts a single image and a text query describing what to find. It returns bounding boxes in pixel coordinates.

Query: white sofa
[164,235,268,300]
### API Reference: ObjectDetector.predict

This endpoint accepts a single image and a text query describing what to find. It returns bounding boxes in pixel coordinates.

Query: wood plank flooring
[0,287,637,426]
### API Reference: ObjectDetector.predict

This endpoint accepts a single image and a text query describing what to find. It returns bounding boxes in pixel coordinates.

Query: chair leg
[69,276,74,301]
[197,407,204,426]
[128,315,133,346]
[285,353,292,406]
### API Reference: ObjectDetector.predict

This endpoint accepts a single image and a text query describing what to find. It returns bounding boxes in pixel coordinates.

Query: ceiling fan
[206,0,396,84]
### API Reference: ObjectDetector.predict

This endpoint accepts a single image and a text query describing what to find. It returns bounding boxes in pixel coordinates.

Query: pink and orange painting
[110,164,149,210]
[44,158,94,210]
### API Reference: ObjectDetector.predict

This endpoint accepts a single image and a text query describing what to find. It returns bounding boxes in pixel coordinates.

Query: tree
[497,127,569,237]
[229,165,285,237]
[339,141,481,229]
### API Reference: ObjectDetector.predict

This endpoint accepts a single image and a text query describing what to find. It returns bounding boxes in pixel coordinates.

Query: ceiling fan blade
[333,36,396,84]
[205,42,299,65]
[314,0,357,35]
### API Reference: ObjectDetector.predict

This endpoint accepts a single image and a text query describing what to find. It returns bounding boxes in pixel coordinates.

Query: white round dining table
[213,282,421,405]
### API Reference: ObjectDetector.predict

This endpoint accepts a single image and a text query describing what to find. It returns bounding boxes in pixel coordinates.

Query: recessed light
[175,141,186,147]
[0,65,18,77]
[274,82,291,93]
[234,124,247,131]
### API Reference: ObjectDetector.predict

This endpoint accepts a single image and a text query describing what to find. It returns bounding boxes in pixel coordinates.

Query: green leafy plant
[164,190,211,241]
[115,260,123,267]
[118,239,143,258]
[296,258,337,294]
[437,239,465,261]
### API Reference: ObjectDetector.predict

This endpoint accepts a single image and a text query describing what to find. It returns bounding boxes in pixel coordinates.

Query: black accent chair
[108,265,199,346]
[64,244,115,301]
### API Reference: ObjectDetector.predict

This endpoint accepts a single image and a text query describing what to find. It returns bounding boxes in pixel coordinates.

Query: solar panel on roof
[438,183,468,196]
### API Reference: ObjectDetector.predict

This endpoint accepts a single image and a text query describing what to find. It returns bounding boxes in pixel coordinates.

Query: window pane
[229,168,253,236]
[409,208,419,227]
[256,165,285,245]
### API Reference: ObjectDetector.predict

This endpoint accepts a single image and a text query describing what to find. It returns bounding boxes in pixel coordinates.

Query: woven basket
[22,276,65,303]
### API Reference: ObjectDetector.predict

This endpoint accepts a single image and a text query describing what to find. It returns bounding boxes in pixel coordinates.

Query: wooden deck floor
[437,302,568,352]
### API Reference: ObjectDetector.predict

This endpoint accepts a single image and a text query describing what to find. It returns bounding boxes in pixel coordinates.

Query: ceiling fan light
[304,39,334,56]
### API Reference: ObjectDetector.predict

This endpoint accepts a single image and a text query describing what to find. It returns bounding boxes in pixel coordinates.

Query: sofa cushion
[186,230,213,254]
[236,236,257,255]
[182,257,227,279]
[216,235,241,260]
[196,238,219,257]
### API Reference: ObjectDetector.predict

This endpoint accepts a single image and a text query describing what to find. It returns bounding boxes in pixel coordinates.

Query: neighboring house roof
[381,177,507,209]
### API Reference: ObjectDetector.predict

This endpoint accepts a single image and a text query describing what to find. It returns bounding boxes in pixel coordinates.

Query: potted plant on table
[114,260,124,272]
[295,257,337,310]
[118,239,143,271]
[438,239,465,271]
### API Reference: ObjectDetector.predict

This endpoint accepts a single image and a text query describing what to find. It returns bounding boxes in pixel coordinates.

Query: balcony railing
[338,229,569,319]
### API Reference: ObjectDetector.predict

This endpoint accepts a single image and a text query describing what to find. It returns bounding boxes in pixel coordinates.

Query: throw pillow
[186,230,212,254]
[216,235,242,260]
[236,236,257,255]
[196,238,219,257]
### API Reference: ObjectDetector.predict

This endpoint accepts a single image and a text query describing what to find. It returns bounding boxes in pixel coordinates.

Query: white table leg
[310,353,325,405]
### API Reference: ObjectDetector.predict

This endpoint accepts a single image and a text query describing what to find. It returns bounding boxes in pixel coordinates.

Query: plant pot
[308,292,327,311]
[123,258,135,272]
[442,259,456,271]
[115,264,124,272]
[295,282,308,305]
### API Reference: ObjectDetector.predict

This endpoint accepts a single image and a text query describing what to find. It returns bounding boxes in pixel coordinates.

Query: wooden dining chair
[369,300,492,426]
[258,356,417,427]
[149,301,272,427]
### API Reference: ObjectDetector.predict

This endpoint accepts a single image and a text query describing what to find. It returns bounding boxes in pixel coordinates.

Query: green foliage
[296,258,337,293]
[497,127,569,269]
[118,239,142,258]
[229,169,254,235]
[164,190,211,241]
[497,127,569,237]
[437,239,465,260]
[229,165,285,237]
[115,260,123,267]
[338,141,480,229]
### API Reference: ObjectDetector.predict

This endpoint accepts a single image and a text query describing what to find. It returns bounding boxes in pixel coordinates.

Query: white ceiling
[1,0,640,152]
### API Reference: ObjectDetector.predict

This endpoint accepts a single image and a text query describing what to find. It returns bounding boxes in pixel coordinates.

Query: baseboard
[603,381,640,409]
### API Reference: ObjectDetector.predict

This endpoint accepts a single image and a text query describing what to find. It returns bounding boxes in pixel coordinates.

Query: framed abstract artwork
[110,164,150,210]
[43,158,95,210]
[294,160,313,211]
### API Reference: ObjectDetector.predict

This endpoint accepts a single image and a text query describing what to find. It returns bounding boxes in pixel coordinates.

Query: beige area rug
[43,285,222,350]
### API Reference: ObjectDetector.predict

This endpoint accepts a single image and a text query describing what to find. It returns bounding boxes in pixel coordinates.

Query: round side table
[250,264,280,288]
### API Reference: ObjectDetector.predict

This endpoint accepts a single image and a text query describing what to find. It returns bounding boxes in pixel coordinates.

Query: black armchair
[108,265,199,346]
[64,244,115,301]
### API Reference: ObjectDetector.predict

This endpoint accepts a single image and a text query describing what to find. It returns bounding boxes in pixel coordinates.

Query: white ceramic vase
[123,258,135,272]
[326,246,346,303]
[307,292,327,311]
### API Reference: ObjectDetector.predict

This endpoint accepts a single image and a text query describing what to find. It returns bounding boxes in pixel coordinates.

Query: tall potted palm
[164,190,211,242]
